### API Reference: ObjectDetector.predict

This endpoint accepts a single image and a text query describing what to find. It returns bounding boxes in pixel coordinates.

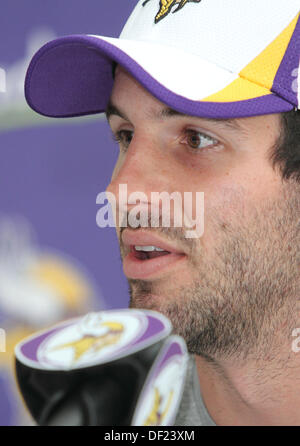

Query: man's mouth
[133,245,170,260]
[121,230,186,279]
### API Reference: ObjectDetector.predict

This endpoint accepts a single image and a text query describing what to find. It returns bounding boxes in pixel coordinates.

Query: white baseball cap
[25,0,300,119]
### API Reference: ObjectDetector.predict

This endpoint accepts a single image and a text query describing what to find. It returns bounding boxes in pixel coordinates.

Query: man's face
[106,66,299,361]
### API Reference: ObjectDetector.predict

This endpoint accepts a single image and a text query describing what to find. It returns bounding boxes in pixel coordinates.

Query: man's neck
[195,344,300,426]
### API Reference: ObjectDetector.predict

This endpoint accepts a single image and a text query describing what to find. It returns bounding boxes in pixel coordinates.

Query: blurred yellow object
[30,255,92,310]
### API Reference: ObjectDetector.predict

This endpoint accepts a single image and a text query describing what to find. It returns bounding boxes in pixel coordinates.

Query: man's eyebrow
[158,107,242,130]
[105,101,242,131]
[105,102,129,123]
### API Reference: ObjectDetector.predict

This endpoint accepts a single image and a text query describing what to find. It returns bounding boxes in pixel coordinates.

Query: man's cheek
[199,186,248,245]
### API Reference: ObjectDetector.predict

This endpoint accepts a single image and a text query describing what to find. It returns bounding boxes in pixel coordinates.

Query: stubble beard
[127,182,300,363]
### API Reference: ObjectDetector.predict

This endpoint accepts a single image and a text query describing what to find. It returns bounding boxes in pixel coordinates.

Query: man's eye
[112,130,133,148]
[183,129,218,152]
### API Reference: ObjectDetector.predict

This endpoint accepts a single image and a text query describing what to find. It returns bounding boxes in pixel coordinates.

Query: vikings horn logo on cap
[142,0,202,24]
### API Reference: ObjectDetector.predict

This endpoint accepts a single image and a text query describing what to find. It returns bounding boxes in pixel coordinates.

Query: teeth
[135,245,166,252]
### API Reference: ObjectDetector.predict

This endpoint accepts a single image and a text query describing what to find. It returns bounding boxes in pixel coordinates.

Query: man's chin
[129,293,165,312]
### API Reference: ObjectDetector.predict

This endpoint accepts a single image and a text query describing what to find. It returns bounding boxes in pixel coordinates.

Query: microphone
[14,309,188,426]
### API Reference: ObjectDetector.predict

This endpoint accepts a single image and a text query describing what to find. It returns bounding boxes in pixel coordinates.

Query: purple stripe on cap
[272,14,300,106]
[25,35,295,120]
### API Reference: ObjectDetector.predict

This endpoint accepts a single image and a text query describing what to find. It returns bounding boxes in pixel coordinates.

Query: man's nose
[106,134,170,203]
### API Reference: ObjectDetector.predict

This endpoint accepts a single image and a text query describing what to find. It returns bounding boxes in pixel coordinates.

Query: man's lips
[121,229,186,279]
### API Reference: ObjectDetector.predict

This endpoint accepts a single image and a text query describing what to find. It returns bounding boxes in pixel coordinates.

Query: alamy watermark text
[96,185,205,239]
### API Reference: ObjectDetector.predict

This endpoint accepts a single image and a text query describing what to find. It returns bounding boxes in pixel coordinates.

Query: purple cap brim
[25,35,294,120]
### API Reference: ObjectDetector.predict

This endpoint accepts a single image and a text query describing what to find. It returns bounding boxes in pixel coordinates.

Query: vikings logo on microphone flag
[142,0,202,23]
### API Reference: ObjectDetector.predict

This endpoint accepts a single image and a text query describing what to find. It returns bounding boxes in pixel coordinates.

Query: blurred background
[0,0,135,425]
